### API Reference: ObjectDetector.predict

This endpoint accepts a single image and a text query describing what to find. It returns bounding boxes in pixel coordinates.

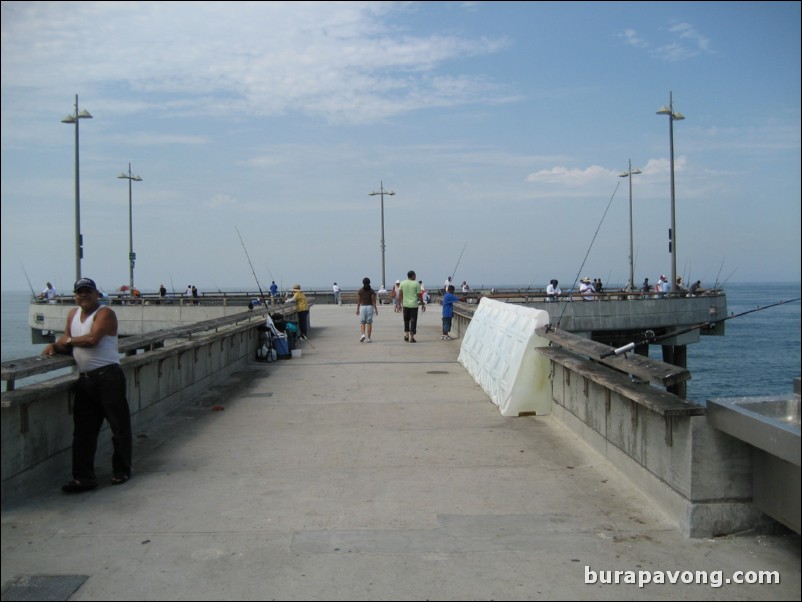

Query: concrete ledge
[1,308,298,507]
[544,352,768,537]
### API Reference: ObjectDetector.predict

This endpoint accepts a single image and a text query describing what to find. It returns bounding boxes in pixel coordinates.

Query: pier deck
[2,305,799,601]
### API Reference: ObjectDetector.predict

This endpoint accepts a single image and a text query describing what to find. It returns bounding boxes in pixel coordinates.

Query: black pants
[298,310,310,337]
[403,306,419,335]
[72,365,132,482]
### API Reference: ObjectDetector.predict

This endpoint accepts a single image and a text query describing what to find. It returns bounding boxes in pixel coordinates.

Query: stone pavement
[1,304,799,601]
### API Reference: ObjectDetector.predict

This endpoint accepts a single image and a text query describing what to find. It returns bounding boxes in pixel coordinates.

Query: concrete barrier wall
[547,361,767,537]
[1,316,293,507]
[450,302,774,537]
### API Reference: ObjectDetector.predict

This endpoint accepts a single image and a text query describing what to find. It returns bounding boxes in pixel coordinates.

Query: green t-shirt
[399,279,421,308]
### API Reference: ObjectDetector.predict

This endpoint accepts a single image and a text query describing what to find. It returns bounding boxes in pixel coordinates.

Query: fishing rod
[600,297,801,359]
[21,263,38,301]
[555,181,621,324]
[713,258,725,291]
[721,268,737,288]
[451,242,468,282]
[235,226,268,305]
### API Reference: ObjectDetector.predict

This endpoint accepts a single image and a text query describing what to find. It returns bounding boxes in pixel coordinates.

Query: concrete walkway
[2,305,799,601]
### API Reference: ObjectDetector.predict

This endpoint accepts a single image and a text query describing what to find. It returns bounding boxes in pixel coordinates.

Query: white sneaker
[366,338,372,343]
[360,334,365,342]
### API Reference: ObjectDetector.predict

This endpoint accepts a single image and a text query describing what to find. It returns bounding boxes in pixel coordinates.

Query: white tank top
[70,306,120,372]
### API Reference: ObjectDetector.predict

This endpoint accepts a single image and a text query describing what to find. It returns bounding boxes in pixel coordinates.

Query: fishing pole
[235,226,268,305]
[555,181,621,324]
[721,268,737,288]
[713,258,725,291]
[451,242,468,282]
[21,263,37,301]
[600,297,801,359]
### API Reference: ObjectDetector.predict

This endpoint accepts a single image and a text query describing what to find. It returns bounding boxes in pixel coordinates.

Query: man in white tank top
[43,277,132,493]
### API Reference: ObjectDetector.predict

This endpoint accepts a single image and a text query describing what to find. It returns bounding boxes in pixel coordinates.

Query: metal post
[369,181,395,287]
[657,92,684,294]
[74,104,81,282]
[619,159,641,291]
[118,163,142,292]
[62,95,92,282]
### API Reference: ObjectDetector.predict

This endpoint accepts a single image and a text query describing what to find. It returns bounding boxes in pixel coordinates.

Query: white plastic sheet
[458,298,552,416]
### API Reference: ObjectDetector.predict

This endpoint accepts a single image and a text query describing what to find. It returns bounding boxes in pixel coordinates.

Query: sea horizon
[4,279,801,296]
[3,283,800,402]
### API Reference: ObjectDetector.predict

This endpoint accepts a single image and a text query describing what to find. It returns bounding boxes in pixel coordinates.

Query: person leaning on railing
[42,277,133,494]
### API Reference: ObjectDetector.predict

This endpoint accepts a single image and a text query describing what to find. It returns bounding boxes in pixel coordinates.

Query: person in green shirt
[397,270,426,342]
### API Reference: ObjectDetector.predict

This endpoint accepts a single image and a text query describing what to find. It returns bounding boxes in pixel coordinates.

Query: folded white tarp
[458,298,552,416]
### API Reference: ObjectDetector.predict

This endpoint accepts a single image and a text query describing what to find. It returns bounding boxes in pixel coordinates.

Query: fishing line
[21,263,37,301]
[235,226,268,305]
[554,181,621,326]
[721,268,737,287]
[451,242,468,283]
[600,297,801,358]
[713,258,725,290]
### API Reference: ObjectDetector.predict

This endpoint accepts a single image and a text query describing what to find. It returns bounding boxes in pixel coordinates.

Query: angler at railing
[4,305,296,392]
[2,304,300,507]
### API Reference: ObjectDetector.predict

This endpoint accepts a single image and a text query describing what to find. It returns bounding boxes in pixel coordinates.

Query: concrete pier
[2,305,799,601]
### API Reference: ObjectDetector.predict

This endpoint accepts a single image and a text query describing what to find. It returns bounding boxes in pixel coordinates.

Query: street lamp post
[656,92,685,294]
[61,94,93,282]
[619,159,642,292]
[117,163,143,293]
[369,181,395,288]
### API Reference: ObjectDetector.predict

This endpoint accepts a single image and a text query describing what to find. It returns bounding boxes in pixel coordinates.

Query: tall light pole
[117,163,142,293]
[369,181,395,288]
[619,159,642,292]
[657,92,685,294]
[61,94,93,282]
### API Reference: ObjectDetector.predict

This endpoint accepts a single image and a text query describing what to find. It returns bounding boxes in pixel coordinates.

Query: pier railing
[450,299,775,537]
[2,304,299,506]
[6,305,291,392]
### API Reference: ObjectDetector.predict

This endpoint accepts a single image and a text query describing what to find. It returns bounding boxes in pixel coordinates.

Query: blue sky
[2,1,800,295]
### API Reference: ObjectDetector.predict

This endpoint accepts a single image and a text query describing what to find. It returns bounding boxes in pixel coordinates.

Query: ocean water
[2,284,800,401]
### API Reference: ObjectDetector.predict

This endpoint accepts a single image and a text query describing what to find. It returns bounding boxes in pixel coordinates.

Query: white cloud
[205,194,238,209]
[1,1,510,125]
[653,21,713,61]
[620,28,647,48]
[526,164,618,186]
[618,21,713,62]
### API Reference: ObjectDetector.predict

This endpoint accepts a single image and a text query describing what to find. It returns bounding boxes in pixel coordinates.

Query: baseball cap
[73,277,98,292]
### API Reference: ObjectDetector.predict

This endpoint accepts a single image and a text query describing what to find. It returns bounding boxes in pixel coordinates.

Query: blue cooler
[274,335,290,358]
